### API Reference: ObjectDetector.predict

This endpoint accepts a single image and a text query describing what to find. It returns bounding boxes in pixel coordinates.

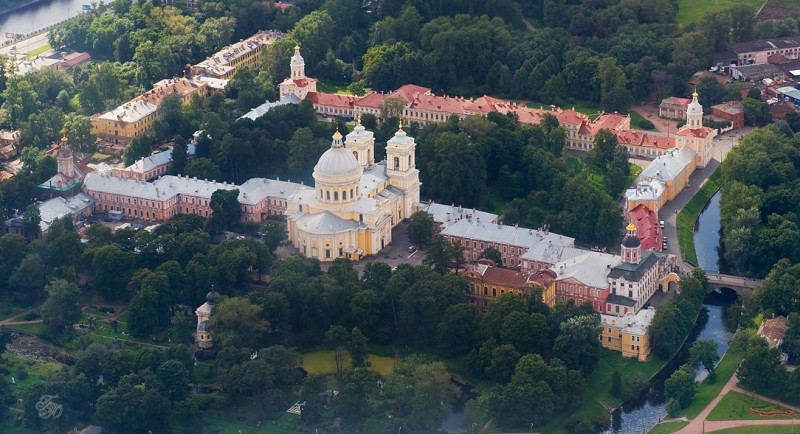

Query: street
[658,128,750,272]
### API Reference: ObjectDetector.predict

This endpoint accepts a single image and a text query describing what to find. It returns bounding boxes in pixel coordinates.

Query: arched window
[334,191,339,201]
[326,191,330,200]
[408,155,412,167]
[350,189,353,199]
[393,156,400,169]
[353,151,358,160]
[319,189,323,198]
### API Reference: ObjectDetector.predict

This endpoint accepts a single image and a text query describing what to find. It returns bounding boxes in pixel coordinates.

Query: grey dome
[622,234,641,248]
[315,148,361,177]
[206,290,221,304]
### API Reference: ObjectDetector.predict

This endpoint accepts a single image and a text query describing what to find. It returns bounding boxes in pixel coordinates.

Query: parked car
[659,220,665,228]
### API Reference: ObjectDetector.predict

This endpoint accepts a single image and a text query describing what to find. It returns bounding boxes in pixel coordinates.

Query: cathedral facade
[285,121,421,261]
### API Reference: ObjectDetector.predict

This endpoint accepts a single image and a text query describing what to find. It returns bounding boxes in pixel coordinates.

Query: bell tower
[386,120,421,220]
[345,116,375,168]
[290,45,305,79]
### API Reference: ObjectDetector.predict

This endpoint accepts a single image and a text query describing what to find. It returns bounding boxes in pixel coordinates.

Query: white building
[285,120,421,261]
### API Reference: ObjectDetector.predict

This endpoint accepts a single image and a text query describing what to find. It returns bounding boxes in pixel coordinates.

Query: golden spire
[357,114,362,126]
[692,88,698,98]
[626,221,637,231]
[61,135,68,143]
[333,130,342,138]
[398,119,403,131]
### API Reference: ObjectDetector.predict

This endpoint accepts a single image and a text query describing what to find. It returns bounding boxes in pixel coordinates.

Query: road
[657,128,751,274]
[0,31,49,56]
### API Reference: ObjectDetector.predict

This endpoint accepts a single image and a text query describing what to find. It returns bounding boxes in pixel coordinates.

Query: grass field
[538,350,665,433]
[708,391,797,421]
[6,323,43,335]
[676,170,722,267]
[302,350,396,377]
[25,43,51,57]
[676,0,763,26]
[679,342,745,419]
[648,421,689,434]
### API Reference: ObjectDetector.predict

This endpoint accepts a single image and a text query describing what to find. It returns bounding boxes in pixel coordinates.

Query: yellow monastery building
[285,120,421,261]
[599,307,655,361]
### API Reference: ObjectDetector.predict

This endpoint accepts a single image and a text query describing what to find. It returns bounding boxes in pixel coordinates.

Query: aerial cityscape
[0,0,799,433]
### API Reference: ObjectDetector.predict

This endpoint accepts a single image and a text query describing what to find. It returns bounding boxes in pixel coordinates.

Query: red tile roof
[592,113,630,131]
[556,109,588,126]
[389,84,432,102]
[675,125,714,138]
[307,92,357,109]
[616,131,676,150]
[354,92,388,108]
[62,52,90,68]
[628,204,661,252]
[660,97,691,106]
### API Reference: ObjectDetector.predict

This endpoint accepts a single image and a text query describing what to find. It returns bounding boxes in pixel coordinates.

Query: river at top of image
[0,0,92,37]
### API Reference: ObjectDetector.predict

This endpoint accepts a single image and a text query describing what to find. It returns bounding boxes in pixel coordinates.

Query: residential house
[659,97,691,120]
[730,37,800,65]
[463,261,555,312]
[711,101,745,129]
[599,307,655,361]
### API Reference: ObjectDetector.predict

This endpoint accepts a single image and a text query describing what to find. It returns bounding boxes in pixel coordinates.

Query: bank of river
[0,0,89,37]
[604,189,731,433]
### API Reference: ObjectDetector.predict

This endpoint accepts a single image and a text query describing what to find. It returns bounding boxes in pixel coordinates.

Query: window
[325,249,331,258]
[393,156,400,169]
[326,191,330,200]
[339,248,343,256]
[607,337,611,342]
[631,345,635,350]
[334,192,338,201]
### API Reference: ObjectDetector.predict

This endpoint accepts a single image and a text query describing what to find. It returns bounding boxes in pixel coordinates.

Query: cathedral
[285,120,421,261]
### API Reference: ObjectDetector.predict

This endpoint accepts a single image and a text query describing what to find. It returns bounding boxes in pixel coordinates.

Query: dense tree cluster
[414,112,622,246]
[719,126,800,278]
[648,269,708,359]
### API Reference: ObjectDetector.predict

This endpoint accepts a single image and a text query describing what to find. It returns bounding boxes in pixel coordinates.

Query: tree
[436,303,479,357]
[40,279,81,337]
[90,245,135,300]
[325,325,349,377]
[665,364,697,414]
[9,254,47,305]
[156,359,189,401]
[21,204,41,238]
[209,296,269,350]
[406,210,434,246]
[743,98,770,126]
[424,236,463,275]
[690,339,720,380]
[406,362,458,429]
[611,370,622,398]
[184,157,220,180]
[336,367,373,427]
[349,327,368,368]
[697,77,727,112]
[127,285,160,338]
[170,138,188,176]
[207,188,241,235]
[479,247,503,266]
[62,113,96,152]
[785,313,800,363]
[552,314,603,374]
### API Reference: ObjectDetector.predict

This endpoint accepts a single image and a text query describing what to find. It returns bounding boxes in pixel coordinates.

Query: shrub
[22,311,39,321]
[623,372,650,401]
[638,119,655,130]
[16,366,27,380]
[566,416,594,434]
[592,414,611,431]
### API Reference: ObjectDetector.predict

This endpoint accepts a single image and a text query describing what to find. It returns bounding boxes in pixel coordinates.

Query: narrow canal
[604,189,733,433]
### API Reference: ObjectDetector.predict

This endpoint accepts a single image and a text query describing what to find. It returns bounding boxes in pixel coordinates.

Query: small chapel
[285,120,421,262]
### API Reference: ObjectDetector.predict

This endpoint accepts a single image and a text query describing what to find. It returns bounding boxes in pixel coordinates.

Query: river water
[0,0,89,37]
[603,189,732,433]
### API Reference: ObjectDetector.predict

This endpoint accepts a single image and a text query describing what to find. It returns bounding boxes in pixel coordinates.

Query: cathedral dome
[621,222,641,248]
[314,131,362,183]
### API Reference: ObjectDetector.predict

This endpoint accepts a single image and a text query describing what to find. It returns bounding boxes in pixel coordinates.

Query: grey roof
[608,250,661,281]
[360,162,389,194]
[640,146,695,182]
[625,179,665,202]
[83,173,306,205]
[520,243,585,265]
[730,37,800,54]
[417,201,499,229]
[293,211,360,234]
[553,251,620,288]
[600,307,655,335]
[605,294,637,307]
[442,219,575,249]
[730,63,783,80]
[124,143,197,173]
[5,193,95,233]
[239,94,300,121]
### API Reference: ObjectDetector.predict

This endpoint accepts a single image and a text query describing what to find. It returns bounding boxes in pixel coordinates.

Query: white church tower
[686,89,703,128]
[279,45,317,99]
[290,45,305,79]
[675,89,716,169]
[345,116,375,168]
[386,121,421,221]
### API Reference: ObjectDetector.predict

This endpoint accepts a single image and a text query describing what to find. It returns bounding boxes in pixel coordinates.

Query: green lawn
[6,323,43,335]
[538,350,665,433]
[25,43,51,57]
[302,350,396,377]
[0,302,27,322]
[765,0,800,16]
[201,404,301,434]
[708,391,797,421]
[678,342,744,419]
[676,170,722,267]
[648,421,688,434]
[676,0,763,25]
[711,425,800,434]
